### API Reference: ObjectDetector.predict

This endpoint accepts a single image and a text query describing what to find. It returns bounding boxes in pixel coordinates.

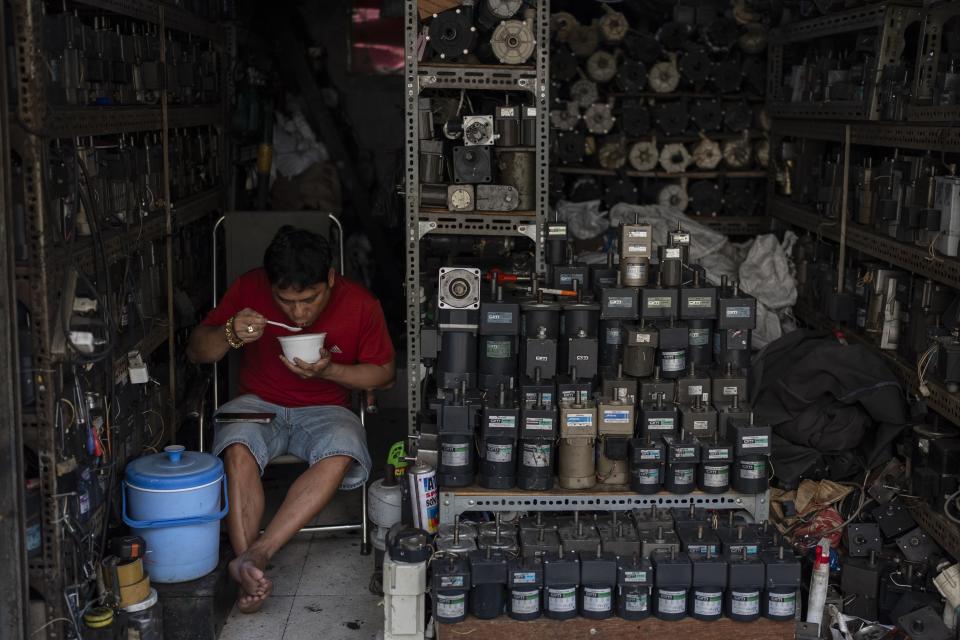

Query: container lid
[125,446,223,491]
[122,588,158,613]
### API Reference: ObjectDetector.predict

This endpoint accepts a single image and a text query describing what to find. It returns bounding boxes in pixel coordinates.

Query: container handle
[121,476,229,529]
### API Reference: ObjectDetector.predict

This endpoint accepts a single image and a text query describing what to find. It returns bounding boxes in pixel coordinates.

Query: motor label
[657,589,686,614]
[687,385,703,396]
[603,410,631,424]
[647,296,673,308]
[486,311,514,324]
[583,587,613,613]
[606,326,623,345]
[566,413,594,427]
[524,417,554,431]
[726,306,752,318]
[436,593,466,619]
[607,296,634,308]
[740,460,766,479]
[686,296,713,308]
[640,449,661,460]
[647,418,674,429]
[512,572,536,584]
[625,591,649,612]
[722,385,740,396]
[440,576,464,588]
[703,466,729,487]
[441,443,469,467]
[486,340,513,359]
[512,589,540,614]
[488,415,516,428]
[672,467,694,484]
[730,590,760,617]
[633,332,652,344]
[693,420,709,430]
[693,591,722,617]
[548,587,577,613]
[522,443,551,467]
[633,468,659,485]
[742,435,769,449]
[767,591,797,617]
[623,571,647,583]
[661,351,685,372]
[688,328,710,346]
[486,443,513,463]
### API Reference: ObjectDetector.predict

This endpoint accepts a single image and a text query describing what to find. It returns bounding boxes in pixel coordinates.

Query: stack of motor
[548,4,771,216]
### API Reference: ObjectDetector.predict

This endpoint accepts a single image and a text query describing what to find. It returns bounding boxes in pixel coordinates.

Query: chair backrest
[212,211,344,408]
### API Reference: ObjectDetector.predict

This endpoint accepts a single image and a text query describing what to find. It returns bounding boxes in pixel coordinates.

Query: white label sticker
[485,311,514,324]
[740,460,766,479]
[726,306,752,319]
[633,468,660,485]
[634,333,652,344]
[548,587,577,612]
[676,446,697,459]
[662,351,685,372]
[436,593,466,619]
[707,449,730,460]
[742,435,769,449]
[693,591,722,617]
[625,591,649,612]
[442,443,469,467]
[583,587,613,612]
[640,449,661,460]
[488,415,516,428]
[627,244,647,253]
[657,589,687,614]
[627,229,649,238]
[647,418,675,430]
[512,589,540,614]
[689,329,710,346]
[606,296,634,308]
[647,296,673,309]
[566,413,594,428]
[730,590,761,617]
[686,296,713,308]
[440,576,464,588]
[606,327,623,345]
[687,385,703,396]
[486,443,513,463]
[626,264,646,278]
[722,386,740,396]
[522,443,551,467]
[623,571,647,583]
[672,467,694,484]
[693,420,709,430]
[525,417,554,431]
[767,591,797,617]
[703,466,729,487]
[603,410,631,424]
[664,247,681,259]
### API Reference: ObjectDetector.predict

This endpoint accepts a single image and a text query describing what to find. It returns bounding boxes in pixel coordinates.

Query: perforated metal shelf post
[438,485,770,524]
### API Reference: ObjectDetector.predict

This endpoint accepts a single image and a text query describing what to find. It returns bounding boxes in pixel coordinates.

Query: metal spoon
[266,320,303,332]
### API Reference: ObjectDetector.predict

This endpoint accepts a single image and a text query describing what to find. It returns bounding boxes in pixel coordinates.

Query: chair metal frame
[203,212,369,550]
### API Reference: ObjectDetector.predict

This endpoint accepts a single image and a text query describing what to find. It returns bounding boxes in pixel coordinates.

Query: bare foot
[229,549,273,614]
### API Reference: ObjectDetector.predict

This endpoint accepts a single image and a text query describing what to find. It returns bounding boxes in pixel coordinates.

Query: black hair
[263,225,332,291]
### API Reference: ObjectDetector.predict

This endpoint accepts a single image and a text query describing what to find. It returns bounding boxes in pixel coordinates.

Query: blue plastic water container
[123,445,228,583]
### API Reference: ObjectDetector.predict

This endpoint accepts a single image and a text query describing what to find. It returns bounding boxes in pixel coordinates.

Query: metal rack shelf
[769,196,960,290]
[771,119,960,152]
[794,303,960,427]
[42,104,223,137]
[439,484,770,523]
[417,210,538,241]
[908,501,960,561]
[418,64,540,93]
[774,2,914,43]
[67,0,226,43]
[554,167,767,179]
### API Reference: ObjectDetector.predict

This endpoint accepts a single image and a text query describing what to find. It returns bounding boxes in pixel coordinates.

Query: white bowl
[277,333,327,364]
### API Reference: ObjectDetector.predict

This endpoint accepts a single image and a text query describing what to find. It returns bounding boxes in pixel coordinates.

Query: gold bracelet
[225,315,244,349]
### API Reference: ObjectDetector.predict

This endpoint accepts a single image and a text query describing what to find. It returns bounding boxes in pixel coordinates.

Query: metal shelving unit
[770,119,960,153]
[43,104,223,138]
[9,0,227,635]
[404,0,550,444]
[439,485,770,523]
[554,167,768,180]
[769,196,960,290]
[793,303,960,428]
[766,3,923,121]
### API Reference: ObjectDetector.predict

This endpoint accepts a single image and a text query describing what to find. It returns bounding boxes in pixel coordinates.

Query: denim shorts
[212,394,371,490]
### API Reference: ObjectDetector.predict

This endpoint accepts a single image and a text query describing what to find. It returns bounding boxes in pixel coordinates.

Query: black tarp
[749,329,909,486]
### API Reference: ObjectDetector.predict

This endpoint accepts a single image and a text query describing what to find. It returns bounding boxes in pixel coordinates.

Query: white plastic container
[277,332,327,363]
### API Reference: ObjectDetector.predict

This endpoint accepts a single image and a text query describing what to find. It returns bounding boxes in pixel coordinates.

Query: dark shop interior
[4,1,960,639]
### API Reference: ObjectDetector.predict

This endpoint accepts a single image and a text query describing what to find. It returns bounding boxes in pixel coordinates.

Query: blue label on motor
[487,311,514,324]
[513,572,537,584]
[726,306,752,318]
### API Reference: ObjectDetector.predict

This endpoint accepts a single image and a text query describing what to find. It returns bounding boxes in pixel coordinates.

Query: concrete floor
[218,532,383,640]
[218,406,406,640]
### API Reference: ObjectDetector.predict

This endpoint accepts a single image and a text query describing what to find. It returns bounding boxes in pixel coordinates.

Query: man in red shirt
[187,226,395,613]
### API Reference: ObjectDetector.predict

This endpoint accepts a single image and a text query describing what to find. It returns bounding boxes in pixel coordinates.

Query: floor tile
[297,535,376,596]
[265,536,312,597]
[219,596,295,640]
[282,594,382,640]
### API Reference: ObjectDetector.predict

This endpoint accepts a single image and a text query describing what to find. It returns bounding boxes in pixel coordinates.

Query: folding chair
[200,211,370,554]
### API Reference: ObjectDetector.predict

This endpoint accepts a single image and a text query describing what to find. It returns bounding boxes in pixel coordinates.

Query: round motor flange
[597,137,627,170]
[622,29,662,65]
[656,101,689,136]
[491,20,536,65]
[621,101,651,137]
[657,22,690,50]
[550,12,579,43]
[427,9,478,60]
[569,78,600,109]
[550,101,580,131]
[616,60,647,93]
[714,58,744,94]
[691,99,723,132]
[679,48,713,88]
[603,176,639,207]
[688,180,722,216]
[586,50,618,84]
[551,47,579,82]
[478,0,523,30]
[658,183,689,211]
[691,137,722,170]
[659,143,692,173]
[568,24,600,58]
[584,103,616,135]
[724,101,754,132]
[554,130,586,165]
[648,58,680,93]
[722,136,753,168]
[628,141,659,172]
[598,8,629,43]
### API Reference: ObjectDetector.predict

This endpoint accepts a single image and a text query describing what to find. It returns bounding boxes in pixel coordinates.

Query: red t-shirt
[202,268,395,408]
